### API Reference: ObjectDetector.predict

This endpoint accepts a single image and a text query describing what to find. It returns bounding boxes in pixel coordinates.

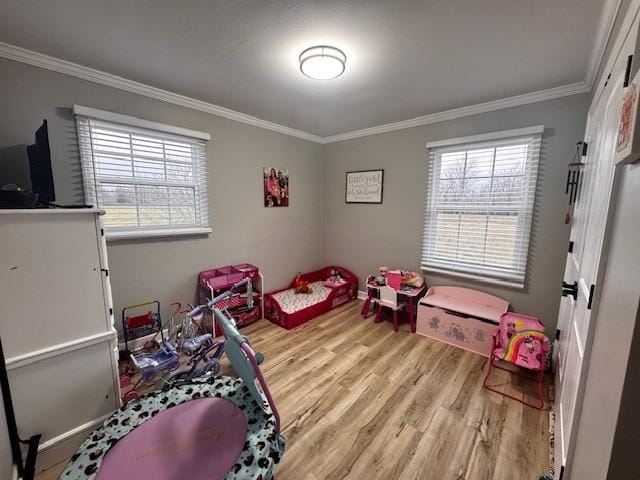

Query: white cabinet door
[0,210,119,471]
[0,212,111,358]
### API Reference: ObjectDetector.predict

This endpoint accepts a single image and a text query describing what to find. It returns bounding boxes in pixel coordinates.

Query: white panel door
[0,212,110,358]
[554,55,625,478]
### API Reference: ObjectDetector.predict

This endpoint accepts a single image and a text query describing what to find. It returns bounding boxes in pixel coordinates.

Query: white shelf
[0,207,104,215]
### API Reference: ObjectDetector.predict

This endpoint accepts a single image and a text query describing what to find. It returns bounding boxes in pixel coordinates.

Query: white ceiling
[0,0,606,137]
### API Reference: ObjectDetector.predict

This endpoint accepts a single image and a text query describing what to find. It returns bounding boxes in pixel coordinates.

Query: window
[422,126,543,288]
[74,105,210,239]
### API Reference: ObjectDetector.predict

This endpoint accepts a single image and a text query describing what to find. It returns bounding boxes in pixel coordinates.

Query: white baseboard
[357,290,368,301]
[36,414,110,472]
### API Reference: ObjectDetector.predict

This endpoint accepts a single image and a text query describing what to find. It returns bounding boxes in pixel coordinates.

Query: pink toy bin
[387,270,402,290]
[416,286,509,357]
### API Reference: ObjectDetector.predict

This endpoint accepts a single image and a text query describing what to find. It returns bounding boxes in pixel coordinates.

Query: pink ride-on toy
[482,312,551,409]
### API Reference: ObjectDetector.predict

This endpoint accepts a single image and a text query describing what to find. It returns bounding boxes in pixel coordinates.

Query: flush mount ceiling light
[299,45,346,80]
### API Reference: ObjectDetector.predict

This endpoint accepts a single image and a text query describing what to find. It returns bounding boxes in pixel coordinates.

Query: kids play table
[361,279,427,332]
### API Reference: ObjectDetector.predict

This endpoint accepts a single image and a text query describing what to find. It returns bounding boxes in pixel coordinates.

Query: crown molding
[0,11,616,147]
[592,0,640,107]
[321,81,590,143]
[0,41,324,143]
[585,0,623,89]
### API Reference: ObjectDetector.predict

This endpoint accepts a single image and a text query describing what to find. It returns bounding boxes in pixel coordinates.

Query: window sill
[105,227,212,242]
[422,266,524,289]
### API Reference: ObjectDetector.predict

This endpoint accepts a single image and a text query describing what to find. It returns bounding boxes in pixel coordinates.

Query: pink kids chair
[375,285,408,331]
[482,312,550,409]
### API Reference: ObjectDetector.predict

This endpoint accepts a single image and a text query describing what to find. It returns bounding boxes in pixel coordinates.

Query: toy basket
[122,300,162,345]
[199,264,259,291]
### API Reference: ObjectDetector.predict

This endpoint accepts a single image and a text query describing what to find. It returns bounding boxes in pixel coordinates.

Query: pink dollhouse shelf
[199,264,259,291]
[198,263,263,332]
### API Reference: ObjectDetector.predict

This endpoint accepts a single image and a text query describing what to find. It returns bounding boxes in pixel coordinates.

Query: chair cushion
[495,330,548,370]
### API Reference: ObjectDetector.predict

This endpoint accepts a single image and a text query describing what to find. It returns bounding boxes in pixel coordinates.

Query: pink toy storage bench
[264,266,358,330]
[416,286,509,357]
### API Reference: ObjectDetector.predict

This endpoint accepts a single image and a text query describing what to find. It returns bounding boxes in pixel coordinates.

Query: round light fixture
[299,45,346,80]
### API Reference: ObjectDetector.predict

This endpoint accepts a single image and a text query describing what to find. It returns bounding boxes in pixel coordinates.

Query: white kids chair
[374,285,408,332]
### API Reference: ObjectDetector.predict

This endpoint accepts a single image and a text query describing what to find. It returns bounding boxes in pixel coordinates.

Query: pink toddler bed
[264,266,358,329]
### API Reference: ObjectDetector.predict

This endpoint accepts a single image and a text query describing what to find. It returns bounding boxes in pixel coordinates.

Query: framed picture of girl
[263,167,289,207]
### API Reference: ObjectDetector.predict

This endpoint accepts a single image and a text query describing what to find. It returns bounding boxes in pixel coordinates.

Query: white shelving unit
[0,209,120,472]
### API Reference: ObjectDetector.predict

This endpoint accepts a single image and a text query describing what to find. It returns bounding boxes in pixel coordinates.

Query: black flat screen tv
[26,119,55,205]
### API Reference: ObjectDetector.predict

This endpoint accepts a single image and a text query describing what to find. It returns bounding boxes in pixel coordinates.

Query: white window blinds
[74,106,210,239]
[422,126,543,287]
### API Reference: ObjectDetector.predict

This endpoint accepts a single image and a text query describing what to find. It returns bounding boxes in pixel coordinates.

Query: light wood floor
[37,300,549,480]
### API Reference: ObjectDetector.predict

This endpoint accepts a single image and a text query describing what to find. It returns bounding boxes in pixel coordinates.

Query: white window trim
[425,125,543,149]
[422,126,543,288]
[73,105,211,141]
[106,227,212,242]
[74,105,211,240]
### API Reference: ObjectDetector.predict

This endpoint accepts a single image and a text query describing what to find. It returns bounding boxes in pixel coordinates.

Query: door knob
[562,281,578,300]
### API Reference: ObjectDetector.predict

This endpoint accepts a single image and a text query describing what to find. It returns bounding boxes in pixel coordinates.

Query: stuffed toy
[400,271,425,288]
[294,273,312,294]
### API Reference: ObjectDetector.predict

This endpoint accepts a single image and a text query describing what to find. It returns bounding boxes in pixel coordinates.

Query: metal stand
[0,337,41,480]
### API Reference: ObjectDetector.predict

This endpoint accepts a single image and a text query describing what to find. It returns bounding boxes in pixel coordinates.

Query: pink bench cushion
[97,398,246,480]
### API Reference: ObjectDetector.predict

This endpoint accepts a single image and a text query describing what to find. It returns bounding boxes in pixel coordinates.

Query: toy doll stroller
[161,333,225,389]
[168,301,208,351]
[119,301,180,403]
[160,278,253,389]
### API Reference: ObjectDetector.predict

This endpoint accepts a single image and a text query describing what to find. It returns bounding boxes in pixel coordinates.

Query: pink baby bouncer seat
[482,312,551,409]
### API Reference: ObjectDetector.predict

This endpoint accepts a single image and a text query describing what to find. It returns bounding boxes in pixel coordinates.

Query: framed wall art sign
[345,170,384,204]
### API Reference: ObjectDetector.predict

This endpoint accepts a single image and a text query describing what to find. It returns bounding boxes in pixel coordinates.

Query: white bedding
[271,280,332,314]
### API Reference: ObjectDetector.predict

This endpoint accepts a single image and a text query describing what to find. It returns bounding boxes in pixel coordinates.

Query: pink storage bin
[198,264,260,292]
[416,286,509,357]
[199,266,241,291]
[387,270,402,290]
[198,269,217,288]
[233,263,259,280]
